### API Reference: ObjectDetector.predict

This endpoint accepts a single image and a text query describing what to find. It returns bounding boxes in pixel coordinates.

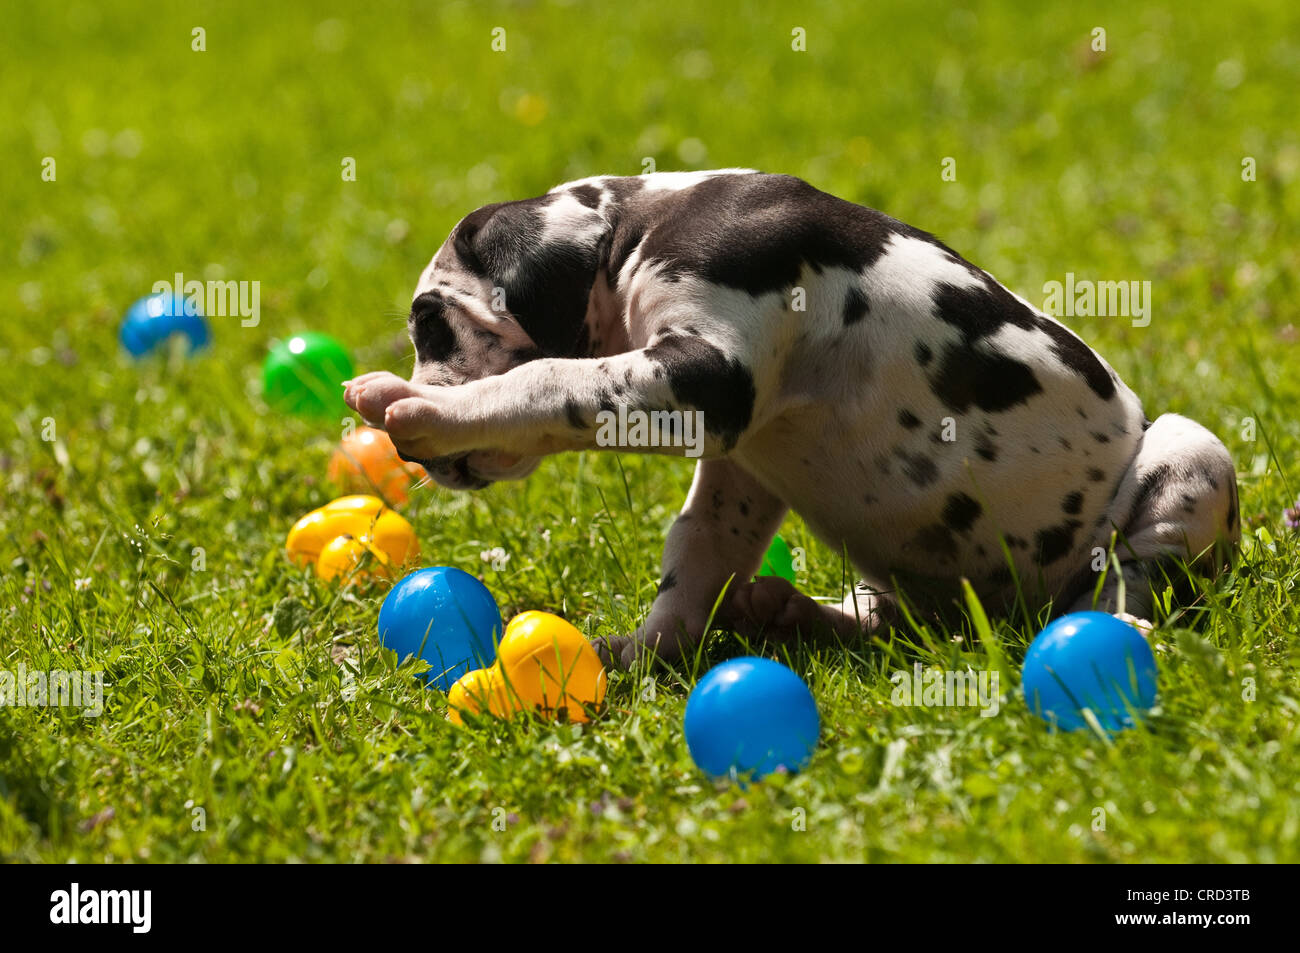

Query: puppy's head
[402,189,610,490]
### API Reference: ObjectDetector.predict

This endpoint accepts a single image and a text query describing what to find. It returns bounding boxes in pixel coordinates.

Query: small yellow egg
[447,666,515,724]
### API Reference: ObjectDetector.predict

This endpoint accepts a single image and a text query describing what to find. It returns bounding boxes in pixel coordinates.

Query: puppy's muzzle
[396,449,539,491]
[395,449,490,491]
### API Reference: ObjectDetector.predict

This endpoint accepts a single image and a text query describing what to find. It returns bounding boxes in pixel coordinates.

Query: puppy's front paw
[344,372,423,428]
[1113,612,1155,637]
[344,373,470,461]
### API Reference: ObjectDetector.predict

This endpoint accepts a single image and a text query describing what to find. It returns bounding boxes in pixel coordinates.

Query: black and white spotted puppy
[344,170,1239,668]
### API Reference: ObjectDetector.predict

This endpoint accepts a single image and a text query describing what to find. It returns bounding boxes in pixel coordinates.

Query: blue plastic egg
[377,567,502,691]
[1022,611,1158,733]
[684,657,820,781]
[119,291,210,357]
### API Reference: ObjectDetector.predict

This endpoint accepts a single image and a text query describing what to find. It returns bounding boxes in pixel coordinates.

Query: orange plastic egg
[328,427,425,505]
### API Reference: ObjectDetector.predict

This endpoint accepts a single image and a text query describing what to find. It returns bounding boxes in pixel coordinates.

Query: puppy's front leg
[595,458,788,669]
[345,340,755,462]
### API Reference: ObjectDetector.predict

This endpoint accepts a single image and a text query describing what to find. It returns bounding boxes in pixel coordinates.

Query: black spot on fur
[644,334,755,449]
[739,501,750,516]
[568,184,603,209]
[1091,432,1110,444]
[657,570,678,593]
[1086,467,1105,482]
[895,450,938,487]
[915,341,933,366]
[913,524,958,561]
[898,409,922,430]
[1058,437,1072,451]
[633,174,944,296]
[931,282,1037,339]
[942,492,982,533]
[931,281,1115,402]
[974,431,998,461]
[843,286,870,326]
[1034,520,1082,565]
[930,343,1043,414]
[1032,318,1117,401]
[1061,491,1084,515]
[564,400,584,429]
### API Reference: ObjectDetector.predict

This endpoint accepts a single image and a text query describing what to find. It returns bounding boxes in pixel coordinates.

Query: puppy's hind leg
[594,459,788,669]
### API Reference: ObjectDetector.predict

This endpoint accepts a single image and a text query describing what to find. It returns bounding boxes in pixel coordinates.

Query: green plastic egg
[758,534,797,584]
[263,332,354,418]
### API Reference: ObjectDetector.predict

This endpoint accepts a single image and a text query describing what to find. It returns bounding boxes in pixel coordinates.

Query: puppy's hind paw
[720,576,849,641]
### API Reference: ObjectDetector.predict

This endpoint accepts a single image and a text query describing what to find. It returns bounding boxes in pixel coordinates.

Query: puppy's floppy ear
[455,195,610,358]
[452,202,502,274]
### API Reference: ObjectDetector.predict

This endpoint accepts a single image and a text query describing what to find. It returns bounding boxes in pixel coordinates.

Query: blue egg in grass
[378,567,502,691]
[119,291,210,357]
[1022,611,1158,733]
[684,657,820,781]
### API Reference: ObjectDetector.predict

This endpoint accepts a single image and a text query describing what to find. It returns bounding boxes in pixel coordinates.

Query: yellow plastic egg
[314,534,393,582]
[496,611,606,722]
[368,508,420,566]
[285,495,418,580]
[447,666,514,724]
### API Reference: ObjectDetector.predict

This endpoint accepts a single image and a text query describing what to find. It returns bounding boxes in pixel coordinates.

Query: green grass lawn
[3,0,1299,862]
